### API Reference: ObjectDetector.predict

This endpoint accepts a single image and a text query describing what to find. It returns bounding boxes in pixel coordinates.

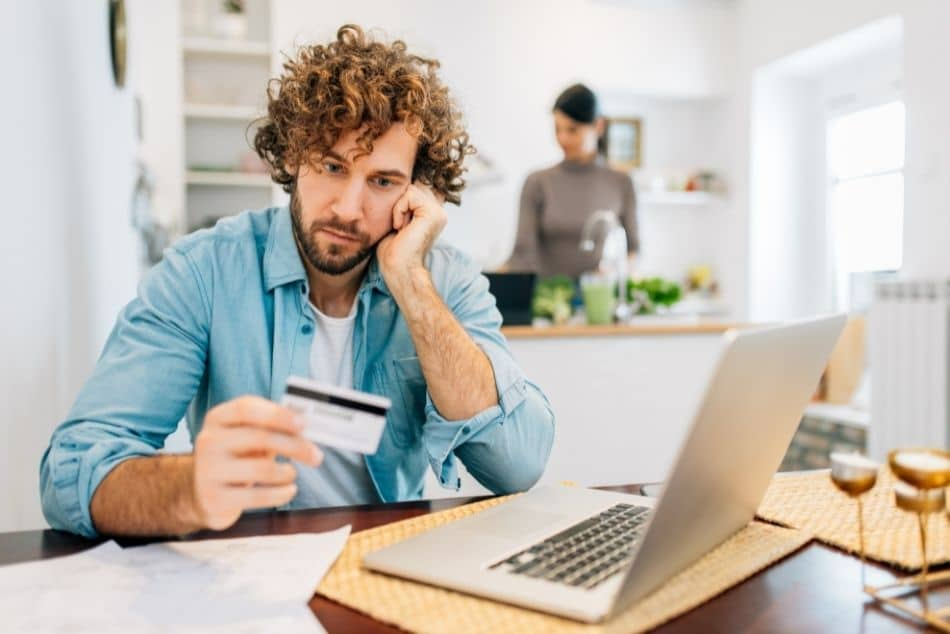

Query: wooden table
[1,485,942,633]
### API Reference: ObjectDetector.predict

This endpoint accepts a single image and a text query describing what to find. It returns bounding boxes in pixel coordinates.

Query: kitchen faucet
[579,209,631,322]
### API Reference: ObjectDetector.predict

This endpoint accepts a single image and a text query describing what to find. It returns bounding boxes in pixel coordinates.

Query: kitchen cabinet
[424,321,746,498]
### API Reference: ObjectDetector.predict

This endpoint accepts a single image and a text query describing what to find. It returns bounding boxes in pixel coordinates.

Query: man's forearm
[90,454,204,537]
[389,267,497,420]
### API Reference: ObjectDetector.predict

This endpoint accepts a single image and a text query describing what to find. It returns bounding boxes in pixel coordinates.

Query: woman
[507,84,638,278]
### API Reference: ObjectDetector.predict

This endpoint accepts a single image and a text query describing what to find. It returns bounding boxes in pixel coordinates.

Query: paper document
[0,525,350,633]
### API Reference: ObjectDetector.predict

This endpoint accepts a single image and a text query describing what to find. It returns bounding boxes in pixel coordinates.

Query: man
[40,25,555,538]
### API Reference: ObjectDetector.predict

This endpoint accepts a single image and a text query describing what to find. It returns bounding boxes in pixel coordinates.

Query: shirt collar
[263,205,391,297]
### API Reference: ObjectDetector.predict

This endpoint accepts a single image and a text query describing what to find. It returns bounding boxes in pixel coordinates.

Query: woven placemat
[757,469,949,571]
[316,495,810,633]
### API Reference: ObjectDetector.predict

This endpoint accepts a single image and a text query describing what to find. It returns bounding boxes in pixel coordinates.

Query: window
[827,101,905,311]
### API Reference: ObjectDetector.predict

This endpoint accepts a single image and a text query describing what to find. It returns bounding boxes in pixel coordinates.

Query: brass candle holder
[863,448,950,632]
[830,452,879,590]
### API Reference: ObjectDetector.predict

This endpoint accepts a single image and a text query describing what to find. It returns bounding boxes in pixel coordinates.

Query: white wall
[900,1,950,277]
[746,18,902,322]
[132,2,184,232]
[0,3,70,534]
[732,0,950,318]
[271,0,737,269]
[748,73,826,321]
[0,3,142,532]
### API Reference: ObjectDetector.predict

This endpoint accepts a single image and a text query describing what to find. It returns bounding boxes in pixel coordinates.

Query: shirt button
[301,323,313,335]
[462,426,471,434]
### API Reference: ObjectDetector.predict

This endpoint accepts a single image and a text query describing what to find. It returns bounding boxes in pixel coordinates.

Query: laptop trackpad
[464,507,562,540]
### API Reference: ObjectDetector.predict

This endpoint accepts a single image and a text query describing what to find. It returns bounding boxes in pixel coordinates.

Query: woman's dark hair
[553,83,606,156]
[553,83,600,124]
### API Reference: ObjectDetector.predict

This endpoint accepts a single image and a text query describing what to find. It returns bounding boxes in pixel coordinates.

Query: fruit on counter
[687,265,712,289]
[532,275,575,325]
[626,277,682,314]
[686,264,719,296]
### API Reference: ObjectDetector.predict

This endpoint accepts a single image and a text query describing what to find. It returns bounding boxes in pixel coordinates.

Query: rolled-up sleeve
[421,252,555,494]
[39,246,210,537]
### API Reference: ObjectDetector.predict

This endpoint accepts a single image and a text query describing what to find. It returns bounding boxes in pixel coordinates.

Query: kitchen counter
[426,318,755,499]
[501,320,750,338]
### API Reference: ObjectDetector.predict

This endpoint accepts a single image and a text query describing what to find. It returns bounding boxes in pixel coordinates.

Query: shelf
[182,37,269,58]
[186,171,272,187]
[639,191,723,206]
[184,103,262,121]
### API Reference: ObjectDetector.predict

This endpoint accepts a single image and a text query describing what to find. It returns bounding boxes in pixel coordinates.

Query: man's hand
[376,183,447,289]
[191,396,323,530]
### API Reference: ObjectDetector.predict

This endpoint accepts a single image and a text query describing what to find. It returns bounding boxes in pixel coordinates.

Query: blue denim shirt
[40,207,555,538]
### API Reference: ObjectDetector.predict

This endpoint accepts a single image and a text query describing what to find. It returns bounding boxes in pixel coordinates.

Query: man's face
[291,123,417,276]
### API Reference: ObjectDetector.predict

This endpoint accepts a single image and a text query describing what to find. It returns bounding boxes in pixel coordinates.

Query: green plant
[532,275,575,324]
[222,0,244,13]
[626,277,682,314]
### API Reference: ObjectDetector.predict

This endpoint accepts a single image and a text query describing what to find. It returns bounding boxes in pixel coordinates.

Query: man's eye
[374,177,394,188]
[323,162,344,174]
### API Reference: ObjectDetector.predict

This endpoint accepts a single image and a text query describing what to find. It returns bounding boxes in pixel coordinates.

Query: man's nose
[332,178,365,221]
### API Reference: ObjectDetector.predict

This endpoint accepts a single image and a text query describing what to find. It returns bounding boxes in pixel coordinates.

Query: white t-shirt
[309,301,357,388]
[295,299,379,507]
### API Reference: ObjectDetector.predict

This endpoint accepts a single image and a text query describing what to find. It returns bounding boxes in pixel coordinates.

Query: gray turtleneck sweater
[507,158,638,279]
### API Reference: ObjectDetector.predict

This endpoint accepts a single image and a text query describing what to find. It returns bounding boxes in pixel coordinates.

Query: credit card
[281,375,391,455]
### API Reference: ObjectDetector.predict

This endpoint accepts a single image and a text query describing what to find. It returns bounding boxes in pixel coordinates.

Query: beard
[290,191,376,276]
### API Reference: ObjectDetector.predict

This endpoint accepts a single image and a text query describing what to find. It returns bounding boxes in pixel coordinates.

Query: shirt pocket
[371,355,426,448]
[389,355,427,448]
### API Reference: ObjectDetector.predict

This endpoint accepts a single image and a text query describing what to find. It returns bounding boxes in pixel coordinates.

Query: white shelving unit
[185,170,272,187]
[178,0,281,232]
[184,103,263,121]
[638,191,724,206]
[182,36,270,58]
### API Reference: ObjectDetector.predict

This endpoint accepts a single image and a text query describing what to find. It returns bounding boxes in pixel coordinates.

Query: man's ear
[595,117,606,136]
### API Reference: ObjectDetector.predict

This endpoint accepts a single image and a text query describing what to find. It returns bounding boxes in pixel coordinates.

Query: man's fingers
[218,427,322,465]
[207,396,302,434]
[221,483,299,510]
[215,458,297,486]
[391,189,413,230]
[404,183,445,230]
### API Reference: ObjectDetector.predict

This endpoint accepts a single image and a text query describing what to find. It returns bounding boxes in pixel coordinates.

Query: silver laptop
[364,315,846,623]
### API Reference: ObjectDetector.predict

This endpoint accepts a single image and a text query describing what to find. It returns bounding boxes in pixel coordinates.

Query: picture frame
[604,117,642,169]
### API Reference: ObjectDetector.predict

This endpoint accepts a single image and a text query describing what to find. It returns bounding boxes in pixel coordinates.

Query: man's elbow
[38,446,70,533]
[497,460,546,494]
[38,434,100,538]
[498,400,556,493]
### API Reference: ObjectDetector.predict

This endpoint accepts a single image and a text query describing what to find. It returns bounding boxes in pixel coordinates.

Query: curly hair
[253,24,473,205]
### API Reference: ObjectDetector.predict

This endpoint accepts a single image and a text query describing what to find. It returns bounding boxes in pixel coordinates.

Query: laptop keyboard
[490,503,651,590]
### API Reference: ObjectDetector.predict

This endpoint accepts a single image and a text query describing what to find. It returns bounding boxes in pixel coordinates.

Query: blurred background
[2,0,949,533]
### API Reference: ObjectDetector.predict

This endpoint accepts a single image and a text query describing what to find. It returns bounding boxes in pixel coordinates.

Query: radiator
[869,279,950,459]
